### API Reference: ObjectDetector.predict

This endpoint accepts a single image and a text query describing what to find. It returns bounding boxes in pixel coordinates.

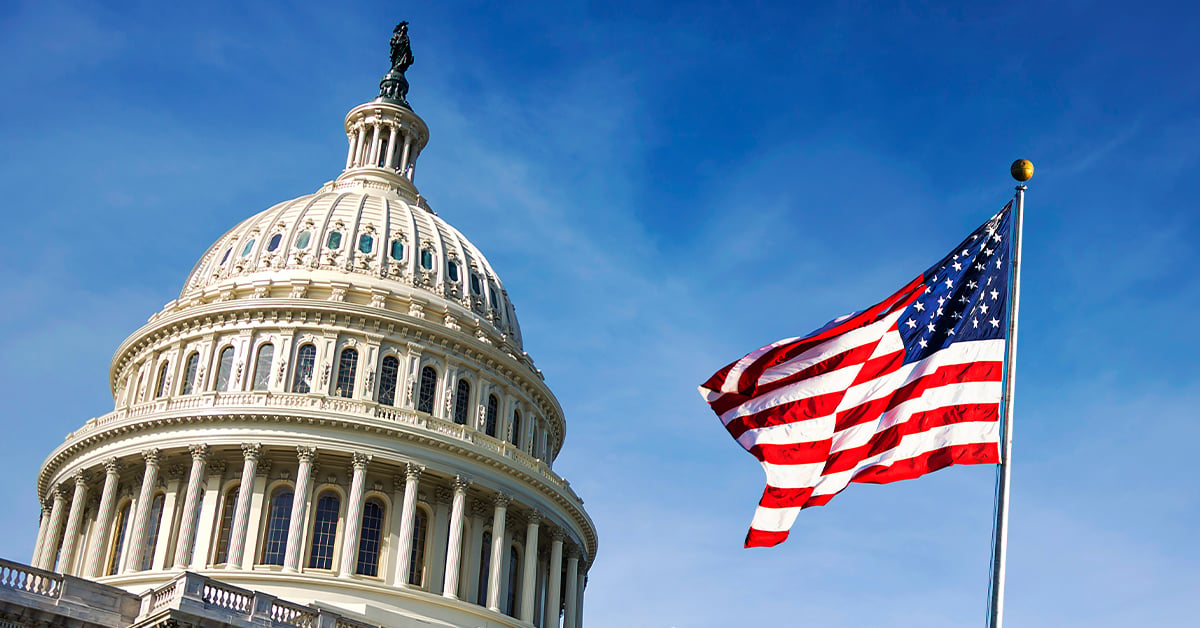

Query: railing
[0,559,62,600]
[201,581,253,614]
[270,599,318,627]
[146,577,182,613]
[71,392,577,496]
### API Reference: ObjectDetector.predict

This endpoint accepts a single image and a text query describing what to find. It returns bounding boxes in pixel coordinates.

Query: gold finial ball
[1010,159,1034,182]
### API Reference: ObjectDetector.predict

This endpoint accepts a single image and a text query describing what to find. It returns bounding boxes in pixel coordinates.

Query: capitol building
[0,22,595,628]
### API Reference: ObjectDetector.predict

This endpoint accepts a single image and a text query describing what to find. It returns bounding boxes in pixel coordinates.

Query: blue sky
[2,1,1198,626]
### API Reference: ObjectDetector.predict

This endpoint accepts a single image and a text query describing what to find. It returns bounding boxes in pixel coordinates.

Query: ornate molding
[296,445,317,464]
[188,444,210,462]
[141,448,161,467]
[241,442,262,462]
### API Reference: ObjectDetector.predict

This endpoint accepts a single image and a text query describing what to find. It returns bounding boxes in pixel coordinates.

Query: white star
[937,296,946,306]
[948,328,955,336]
[927,323,936,333]
[936,306,944,316]
[996,258,1002,269]
[990,289,1000,300]
[919,338,929,348]
[913,301,925,312]
[992,232,1002,242]
[961,249,970,257]
[983,247,994,256]
[990,317,1000,328]
[944,278,954,289]
[980,303,989,314]
[924,285,933,294]
[906,319,917,329]
[972,318,979,328]
[952,311,963,319]
[967,280,978,289]
[952,261,963,271]
[958,295,969,304]
[975,263,986,271]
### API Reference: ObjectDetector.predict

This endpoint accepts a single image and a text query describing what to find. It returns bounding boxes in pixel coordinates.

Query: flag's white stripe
[729,339,1005,441]
[829,381,1001,454]
[761,461,827,490]
[719,364,862,425]
[749,505,804,533]
[718,335,802,394]
[811,421,999,497]
[736,415,835,449]
[756,315,901,386]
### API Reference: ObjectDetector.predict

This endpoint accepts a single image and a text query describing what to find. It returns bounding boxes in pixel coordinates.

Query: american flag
[700,203,1012,548]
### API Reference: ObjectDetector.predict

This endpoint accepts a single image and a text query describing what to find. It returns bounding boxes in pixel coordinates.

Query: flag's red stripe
[709,342,877,416]
[756,485,816,509]
[823,403,999,475]
[724,391,844,441]
[850,347,904,386]
[731,276,925,396]
[834,360,1003,431]
[750,439,833,465]
[850,442,1000,485]
[744,528,789,548]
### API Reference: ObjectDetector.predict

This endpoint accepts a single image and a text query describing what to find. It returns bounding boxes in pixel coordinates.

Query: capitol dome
[21,22,595,628]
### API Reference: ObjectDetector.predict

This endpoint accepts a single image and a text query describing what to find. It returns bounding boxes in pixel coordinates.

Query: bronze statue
[379,21,414,108]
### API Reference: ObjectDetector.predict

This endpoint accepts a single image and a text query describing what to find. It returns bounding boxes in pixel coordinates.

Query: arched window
[453,379,471,425]
[139,493,166,570]
[252,343,274,391]
[477,530,492,605]
[260,486,294,565]
[485,394,499,437]
[214,485,239,564]
[355,498,386,576]
[214,346,235,392]
[378,356,400,406]
[308,491,341,569]
[509,410,521,446]
[336,347,358,398]
[106,501,131,576]
[408,508,428,586]
[292,344,316,393]
[506,545,521,616]
[417,366,437,414]
[180,352,199,395]
[154,361,170,398]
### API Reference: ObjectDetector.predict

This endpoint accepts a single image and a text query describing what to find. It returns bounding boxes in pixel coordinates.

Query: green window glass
[420,249,433,270]
[327,231,342,249]
[390,240,404,260]
[447,260,459,282]
[240,239,256,257]
[295,231,311,249]
[358,234,374,254]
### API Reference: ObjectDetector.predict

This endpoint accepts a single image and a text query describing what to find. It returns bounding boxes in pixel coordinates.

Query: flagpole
[988,159,1031,628]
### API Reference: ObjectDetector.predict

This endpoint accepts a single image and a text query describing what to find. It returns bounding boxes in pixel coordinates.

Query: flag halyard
[701,204,1014,548]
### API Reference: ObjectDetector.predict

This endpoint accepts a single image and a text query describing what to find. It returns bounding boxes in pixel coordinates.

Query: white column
[283,446,317,571]
[225,443,261,569]
[150,475,181,570]
[545,530,564,628]
[31,501,52,566]
[354,125,367,168]
[563,548,580,628]
[84,458,121,577]
[369,122,382,166]
[37,485,69,570]
[441,476,471,599]
[344,130,357,169]
[486,493,510,610]
[56,471,90,574]
[173,445,209,568]
[384,125,399,169]
[190,461,225,569]
[394,463,423,586]
[123,449,161,572]
[521,511,541,622]
[399,135,413,176]
[338,453,372,576]
[576,571,586,628]
[428,488,451,594]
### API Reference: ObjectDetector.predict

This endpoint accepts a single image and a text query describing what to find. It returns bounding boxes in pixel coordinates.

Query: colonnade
[344,111,422,181]
[32,444,590,627]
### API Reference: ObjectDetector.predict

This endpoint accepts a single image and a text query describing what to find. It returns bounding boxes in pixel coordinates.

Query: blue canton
[897,205,1012,364]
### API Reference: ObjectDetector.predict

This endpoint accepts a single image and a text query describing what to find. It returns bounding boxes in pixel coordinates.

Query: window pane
[327,231,342,249]
[296,231,311,249]
[408,509,428,585]
[447,260,459,282]
[509,410,521,445]
[453,379,470,425]
[379,356,400,406]
[253,344,274,391]
[355,499,385,576]
[155,361,170,398]
[417,367,437,414]
[181,353,199,395]
[308,492,341,570]
[390,240,404,260]
[477,531,491,605]
[241,239,256,257]
[358,234,374,254]
[336,348,358,398]
[506,545,520,616]
[420,249,433,270]
[220,248,232,264]
[215,487,239,564]
[267,233,282,252]
[139,494,165,571]
[260,488,294,565]
[215,347,235,392]
[292,345,316,393]
[107,503,131,576]
[485,395,498,437]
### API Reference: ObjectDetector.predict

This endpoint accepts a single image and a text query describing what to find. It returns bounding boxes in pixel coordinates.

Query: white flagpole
[988,160,1030,628]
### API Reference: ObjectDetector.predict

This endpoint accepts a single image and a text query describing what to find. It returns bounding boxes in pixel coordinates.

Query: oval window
[470,273,482,295]
[420,249,433,270]
[358,234,374,254]
[267,233,282,252]
[220,248,232,264]
[447,260,460,282]
[390,240,404,260]
[295,231,311,249]
[241,239,256,257]
[327,231,342,250]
